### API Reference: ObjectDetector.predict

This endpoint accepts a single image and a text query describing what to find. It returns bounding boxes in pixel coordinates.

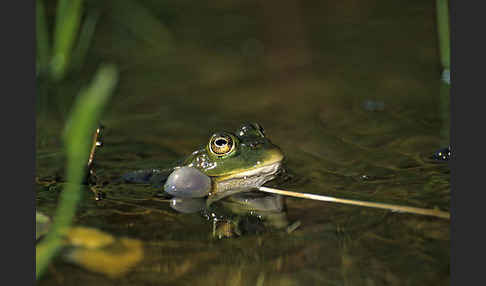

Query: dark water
[36,1,450,285]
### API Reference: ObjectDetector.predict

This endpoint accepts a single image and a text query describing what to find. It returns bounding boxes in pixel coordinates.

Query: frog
[122,122,299,236]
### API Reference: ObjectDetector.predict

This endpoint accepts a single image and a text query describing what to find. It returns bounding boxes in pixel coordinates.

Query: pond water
[36,1,450,285]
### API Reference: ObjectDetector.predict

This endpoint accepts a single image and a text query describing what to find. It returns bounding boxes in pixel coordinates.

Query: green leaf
[36,65,118,279]
[51,0,84,81]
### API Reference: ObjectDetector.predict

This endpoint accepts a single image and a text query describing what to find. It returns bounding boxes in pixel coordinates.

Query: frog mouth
[207,161,283,206]
[226,161,282,180]
[219,147,284,181]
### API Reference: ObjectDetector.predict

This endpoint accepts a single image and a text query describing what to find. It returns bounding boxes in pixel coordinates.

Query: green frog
[123,122,298,237]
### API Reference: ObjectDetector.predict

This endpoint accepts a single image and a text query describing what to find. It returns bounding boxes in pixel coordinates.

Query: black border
[450,0,484,285]
[3,0,35,285]
[449,0,455,284]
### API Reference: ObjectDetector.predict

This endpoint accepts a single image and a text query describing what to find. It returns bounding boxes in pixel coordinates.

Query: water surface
[36,1,450,285]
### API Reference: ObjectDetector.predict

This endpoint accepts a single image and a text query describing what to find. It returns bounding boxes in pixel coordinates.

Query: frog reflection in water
[123,123,299,237]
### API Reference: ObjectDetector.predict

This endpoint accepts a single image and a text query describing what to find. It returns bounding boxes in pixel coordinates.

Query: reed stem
[258,187,450,220]
[36,0,50,72]
[51,0,84,81]
[436,0,450,71]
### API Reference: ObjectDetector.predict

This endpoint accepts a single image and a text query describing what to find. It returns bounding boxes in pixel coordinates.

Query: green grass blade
[436,0,450,71]
[109,0,173,53]
[36,65,118,279]
[36,0,50,72]
[51,0,84,81]
[71,10,101,72]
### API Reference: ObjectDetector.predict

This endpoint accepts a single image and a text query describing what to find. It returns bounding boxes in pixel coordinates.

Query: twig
[87,125,103,168]
[258,187,450,220]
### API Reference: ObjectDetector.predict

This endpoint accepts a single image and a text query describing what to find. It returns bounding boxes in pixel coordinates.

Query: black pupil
[215,138,227,147]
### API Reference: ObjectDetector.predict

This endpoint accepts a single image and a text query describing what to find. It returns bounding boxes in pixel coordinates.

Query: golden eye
[209,134,234,156]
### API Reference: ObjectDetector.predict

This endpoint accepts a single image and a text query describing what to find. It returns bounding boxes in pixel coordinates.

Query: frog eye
[209,133,235,156]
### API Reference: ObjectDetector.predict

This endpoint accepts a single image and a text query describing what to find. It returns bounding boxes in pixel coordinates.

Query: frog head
[183,123,284,204]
